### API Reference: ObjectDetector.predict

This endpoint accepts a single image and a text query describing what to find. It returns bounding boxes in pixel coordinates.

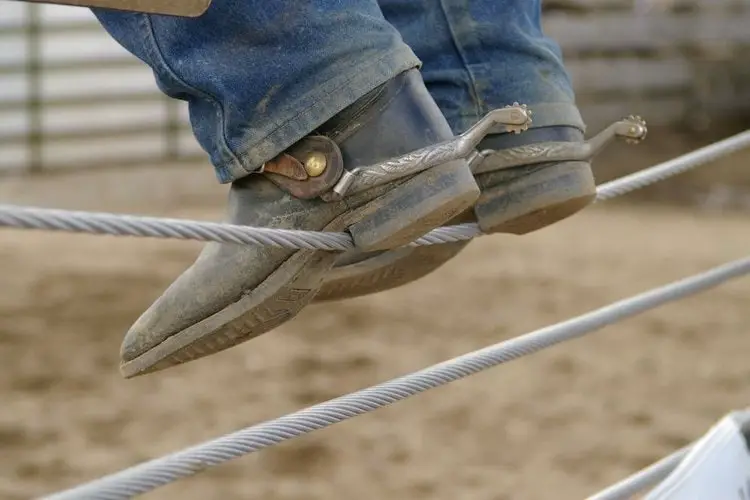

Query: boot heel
[348,159,479,251]
[475,161,596,235]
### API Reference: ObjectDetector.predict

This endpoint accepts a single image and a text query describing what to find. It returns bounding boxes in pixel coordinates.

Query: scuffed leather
[121,68,468,361]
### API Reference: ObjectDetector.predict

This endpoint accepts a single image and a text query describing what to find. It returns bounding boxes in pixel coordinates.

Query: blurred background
[0,1,749,499]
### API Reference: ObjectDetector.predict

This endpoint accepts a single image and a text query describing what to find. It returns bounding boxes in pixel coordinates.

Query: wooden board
[13,0,211,16]
[544,0,747,12]
[564,57,692,94]
[578,96,686,131]
[544,13,750,52]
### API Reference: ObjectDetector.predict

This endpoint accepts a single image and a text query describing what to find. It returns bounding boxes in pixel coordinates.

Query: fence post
[25,3,43,173]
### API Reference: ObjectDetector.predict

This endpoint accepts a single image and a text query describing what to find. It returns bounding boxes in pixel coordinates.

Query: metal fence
[0,2,200,174]
[544,0,750,131]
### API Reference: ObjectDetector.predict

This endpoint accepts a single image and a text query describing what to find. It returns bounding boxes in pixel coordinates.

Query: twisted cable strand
[9,129,750,499]
[2,129,749,250]
[0,206,355,251]
[596,130,750,202]
[43,256,750,500]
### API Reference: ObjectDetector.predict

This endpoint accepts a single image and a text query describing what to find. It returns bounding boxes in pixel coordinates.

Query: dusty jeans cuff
[213,45,421,183]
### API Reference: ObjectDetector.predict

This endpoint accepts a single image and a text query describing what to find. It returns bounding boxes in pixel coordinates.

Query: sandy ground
[1,147,749,500]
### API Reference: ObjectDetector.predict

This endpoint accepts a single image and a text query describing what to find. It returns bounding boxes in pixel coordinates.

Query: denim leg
[92,2,420,183]
[378,0,585,134]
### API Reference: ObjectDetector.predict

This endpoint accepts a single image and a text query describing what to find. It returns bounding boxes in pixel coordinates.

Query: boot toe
[120,266,204,364]
[119,256,236,365]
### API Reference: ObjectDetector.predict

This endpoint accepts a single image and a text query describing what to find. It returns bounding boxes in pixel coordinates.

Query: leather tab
[263,153,308,181]
[263,136,344,200]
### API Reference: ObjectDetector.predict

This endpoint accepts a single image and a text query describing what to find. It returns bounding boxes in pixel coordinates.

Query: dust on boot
[120,69,482,378]
[315,113,648,302]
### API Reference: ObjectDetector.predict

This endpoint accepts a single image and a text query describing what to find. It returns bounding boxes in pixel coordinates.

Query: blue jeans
[93,0,584,184]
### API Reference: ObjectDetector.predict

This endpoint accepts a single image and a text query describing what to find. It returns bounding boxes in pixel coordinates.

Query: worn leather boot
[120,69,480,378]
[314,125,597,302]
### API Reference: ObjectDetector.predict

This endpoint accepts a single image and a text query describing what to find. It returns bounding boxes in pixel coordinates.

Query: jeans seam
[136,14,243,172]
[437,0,482,119]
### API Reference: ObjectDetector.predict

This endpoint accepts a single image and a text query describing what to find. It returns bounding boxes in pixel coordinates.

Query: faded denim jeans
[93,0,584,184]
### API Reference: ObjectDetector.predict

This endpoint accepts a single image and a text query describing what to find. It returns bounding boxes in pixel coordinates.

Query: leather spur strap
[15,0,212,17]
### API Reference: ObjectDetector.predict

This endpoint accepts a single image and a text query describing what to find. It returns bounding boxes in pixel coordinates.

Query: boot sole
[314,242,470,302]
[120,159,478,378]
[313,161,595,303]
[474,161,595,235]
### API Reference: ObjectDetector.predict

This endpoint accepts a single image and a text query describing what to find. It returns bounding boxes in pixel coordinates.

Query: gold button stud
[304,152,327,177]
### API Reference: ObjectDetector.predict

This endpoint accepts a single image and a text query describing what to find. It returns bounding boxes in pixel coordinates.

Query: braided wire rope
[2,129,750,250]
[43,256,750,500]
[1,128,741,499]
[595,129,750,201]
[7,0,713,492]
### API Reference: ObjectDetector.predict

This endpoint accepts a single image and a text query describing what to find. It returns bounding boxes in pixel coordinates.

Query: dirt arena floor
[1,135,749,500]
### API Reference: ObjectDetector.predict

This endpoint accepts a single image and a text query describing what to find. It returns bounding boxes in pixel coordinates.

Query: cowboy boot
[119,69,480,378]
[314,116,647,302]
